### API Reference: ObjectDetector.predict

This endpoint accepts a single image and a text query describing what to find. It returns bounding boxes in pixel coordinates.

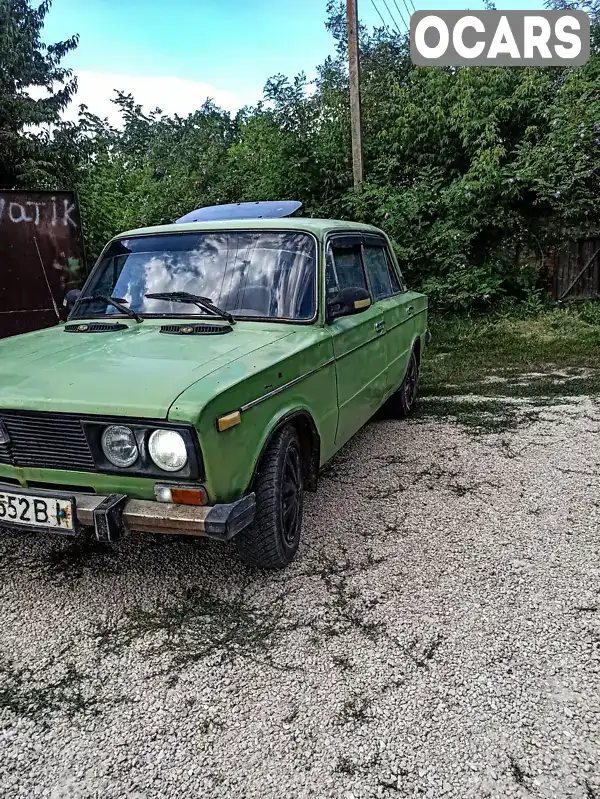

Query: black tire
[235,424,304,569]
[389,347,420,418]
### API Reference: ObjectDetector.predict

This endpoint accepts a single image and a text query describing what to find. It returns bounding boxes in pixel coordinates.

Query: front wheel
[389,348,420,418]
[235,425,304,569]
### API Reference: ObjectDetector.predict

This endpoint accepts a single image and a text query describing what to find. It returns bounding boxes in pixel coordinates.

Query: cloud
[63,70,262,125]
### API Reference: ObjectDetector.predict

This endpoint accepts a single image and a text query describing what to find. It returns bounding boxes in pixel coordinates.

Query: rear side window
[326,242,367,299]
[363,246,401,300]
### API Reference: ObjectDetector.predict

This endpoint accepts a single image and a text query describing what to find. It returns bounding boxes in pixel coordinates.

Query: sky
[42,0,548,124]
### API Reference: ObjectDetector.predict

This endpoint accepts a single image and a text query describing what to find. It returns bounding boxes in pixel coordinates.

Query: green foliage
[422,304,600,398]
[420,264,506,313]
[3,0,600,314]
[0,0,79,188]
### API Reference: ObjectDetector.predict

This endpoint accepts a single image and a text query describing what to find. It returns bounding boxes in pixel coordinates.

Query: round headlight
[148,429,188,472]
[101,425,139,468]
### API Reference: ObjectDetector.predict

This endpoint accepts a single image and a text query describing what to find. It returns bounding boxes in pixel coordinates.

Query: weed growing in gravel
[308,548,385,640]
[334,750,382,778]
[508,754,530,786]
[0,529,121,585]
[377,777,404,793]
[339,693,372,725]
[282,704,300,724]
[331,654,354,670]
[44,535,121,582]
[335,756,358,775]
[96,583,301,678]
[416,398,547,436]
[405,633,444,669]
[0,657,99,724]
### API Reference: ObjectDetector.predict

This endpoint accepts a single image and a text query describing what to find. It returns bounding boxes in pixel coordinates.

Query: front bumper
[0,483,256,543]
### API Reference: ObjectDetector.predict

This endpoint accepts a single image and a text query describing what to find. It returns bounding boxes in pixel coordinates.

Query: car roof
[116,217,386,240]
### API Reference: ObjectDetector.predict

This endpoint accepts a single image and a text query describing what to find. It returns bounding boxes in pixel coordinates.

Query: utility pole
[347,0,364,188]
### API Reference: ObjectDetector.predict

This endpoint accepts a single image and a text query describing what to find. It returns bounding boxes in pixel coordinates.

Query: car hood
[0,321,295,418]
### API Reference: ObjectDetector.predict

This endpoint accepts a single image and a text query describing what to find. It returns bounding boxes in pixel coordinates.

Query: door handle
[406,306,414,315]
[375,320,385,332]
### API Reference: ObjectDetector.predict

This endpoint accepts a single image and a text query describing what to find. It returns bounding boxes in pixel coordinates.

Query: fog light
[155,485,173,503]
[154,484,208,506]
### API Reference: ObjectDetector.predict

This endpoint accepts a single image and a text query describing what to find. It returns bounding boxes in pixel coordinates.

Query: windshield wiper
[144,292,236,324]
[75,295,143,323]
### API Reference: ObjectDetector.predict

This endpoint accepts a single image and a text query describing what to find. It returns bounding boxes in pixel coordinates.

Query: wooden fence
[551,236,600,301]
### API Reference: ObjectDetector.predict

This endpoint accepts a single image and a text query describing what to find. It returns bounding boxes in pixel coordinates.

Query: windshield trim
[72,227,320,326]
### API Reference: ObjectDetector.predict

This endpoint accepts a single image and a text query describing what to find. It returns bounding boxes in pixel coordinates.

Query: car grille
[160,323,232,335]
[0,411,96,472]
[64,322,129,333]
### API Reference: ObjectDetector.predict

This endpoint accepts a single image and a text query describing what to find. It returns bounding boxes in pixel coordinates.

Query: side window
[363,246,401,300]
[386,251,402,293]
[326,242,368,299]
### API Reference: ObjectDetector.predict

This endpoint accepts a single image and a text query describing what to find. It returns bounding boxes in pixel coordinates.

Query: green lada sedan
[0,204,428,568]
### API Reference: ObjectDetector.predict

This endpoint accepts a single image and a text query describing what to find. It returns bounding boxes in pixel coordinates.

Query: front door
[326,236,388,448]
[361,236,414,396]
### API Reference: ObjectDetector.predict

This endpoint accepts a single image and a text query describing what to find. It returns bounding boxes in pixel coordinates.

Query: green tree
[71,0,600,311]
[75,94,239,256]
[0,0,78,188]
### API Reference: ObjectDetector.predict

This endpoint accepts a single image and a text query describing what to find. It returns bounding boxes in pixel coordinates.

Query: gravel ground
[1,394,599,799]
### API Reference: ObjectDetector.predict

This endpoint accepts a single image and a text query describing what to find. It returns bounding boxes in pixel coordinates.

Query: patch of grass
[310,549,384,639]
[0,530,122,584]
[43,535,121,582]
[335,756,358,775]
[416,397,550,436]
[332,654,354,671]
[0,657,99,723]
[339,693,372,725]
[508,754,529,785]
[283,704,300,724]
[405,633,444,668]
[96,583,301,677]
[378,776,403,793]
[334,751,384,779]
[422,308,600,397]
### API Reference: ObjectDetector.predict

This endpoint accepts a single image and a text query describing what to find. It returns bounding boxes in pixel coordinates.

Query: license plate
[0,489,75,532]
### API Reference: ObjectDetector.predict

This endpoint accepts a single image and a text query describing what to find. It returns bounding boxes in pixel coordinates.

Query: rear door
[361,235,414,396]
[326,235,387,448]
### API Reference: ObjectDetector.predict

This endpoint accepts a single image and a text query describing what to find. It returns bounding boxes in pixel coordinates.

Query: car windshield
[72,231,317,321]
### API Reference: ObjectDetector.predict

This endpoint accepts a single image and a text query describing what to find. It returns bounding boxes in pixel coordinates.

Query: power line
[380,0,403,31]
[391,0,409,30]
[401,0,413,23]
[370,0,389,29]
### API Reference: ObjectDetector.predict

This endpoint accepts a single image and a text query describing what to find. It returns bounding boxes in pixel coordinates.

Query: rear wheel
[389,348,419,418]
[235,425,304,569]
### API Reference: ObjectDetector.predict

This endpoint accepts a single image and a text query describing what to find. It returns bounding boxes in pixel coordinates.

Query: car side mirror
[63,289,82,318]
[327,287,371,321]
[63,288,81,311]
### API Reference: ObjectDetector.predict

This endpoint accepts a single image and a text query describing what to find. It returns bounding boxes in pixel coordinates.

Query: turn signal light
[217,411,241,432]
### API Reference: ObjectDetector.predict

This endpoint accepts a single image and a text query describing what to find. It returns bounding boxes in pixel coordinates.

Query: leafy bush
[4,0,600,316]
[421,264,505,313]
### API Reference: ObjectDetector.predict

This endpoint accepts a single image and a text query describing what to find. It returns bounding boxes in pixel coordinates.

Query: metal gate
[0,190,87,339]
